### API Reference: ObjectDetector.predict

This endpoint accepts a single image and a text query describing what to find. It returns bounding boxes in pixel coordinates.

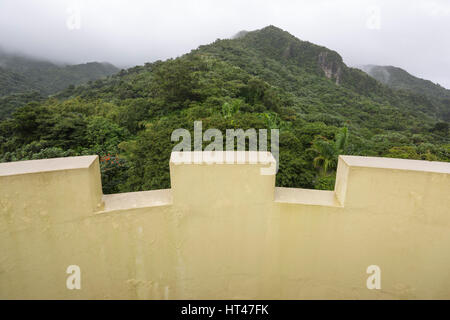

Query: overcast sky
[1,0,449,88]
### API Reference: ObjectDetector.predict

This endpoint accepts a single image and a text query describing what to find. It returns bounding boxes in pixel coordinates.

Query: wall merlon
[0,155,99,177]
[340,155,450,174]
[335,155,450,211]
[169,151,276,206]
[0,155,103,225]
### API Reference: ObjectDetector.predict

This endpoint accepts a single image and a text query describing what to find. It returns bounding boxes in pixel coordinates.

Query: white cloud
[0,0,449,88]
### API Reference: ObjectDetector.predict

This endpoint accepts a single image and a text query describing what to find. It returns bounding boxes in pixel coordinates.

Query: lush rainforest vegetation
[361,64,450,121]
[0,49,118,119]
[0,26,448,194]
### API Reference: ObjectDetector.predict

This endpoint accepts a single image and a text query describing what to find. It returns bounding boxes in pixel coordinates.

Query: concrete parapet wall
[0,152,449,299]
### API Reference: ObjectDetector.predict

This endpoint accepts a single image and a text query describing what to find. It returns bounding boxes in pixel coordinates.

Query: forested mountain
[0,49,119,96]
[360,64,450,121]
[0,66,34,96]
[0,26,448,194]
[0,49,119,119]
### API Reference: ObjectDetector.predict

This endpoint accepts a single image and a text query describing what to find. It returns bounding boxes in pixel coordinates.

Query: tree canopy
[0,26,448,194]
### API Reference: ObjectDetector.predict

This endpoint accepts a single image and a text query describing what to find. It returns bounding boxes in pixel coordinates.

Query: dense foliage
[361,65,450,121]
[0,26,448,194]
[0,49,119,119]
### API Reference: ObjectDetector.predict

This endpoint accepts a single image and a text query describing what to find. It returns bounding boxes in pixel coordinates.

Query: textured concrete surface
[0,153,449,299]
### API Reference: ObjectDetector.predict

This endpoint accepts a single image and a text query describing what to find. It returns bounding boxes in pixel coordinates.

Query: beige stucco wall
[0,152,449,299]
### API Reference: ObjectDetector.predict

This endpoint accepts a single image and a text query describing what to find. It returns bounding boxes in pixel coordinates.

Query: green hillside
[360,64,450,121]
[0,50,119,119]
[0,66,34,96]
[0,49,119,96]
[0,26,448,194]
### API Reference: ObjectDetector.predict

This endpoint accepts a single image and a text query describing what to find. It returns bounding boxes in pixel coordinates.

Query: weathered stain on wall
[0,152,449,299]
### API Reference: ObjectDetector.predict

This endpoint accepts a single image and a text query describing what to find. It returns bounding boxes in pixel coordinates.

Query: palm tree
[311,127,348,175]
